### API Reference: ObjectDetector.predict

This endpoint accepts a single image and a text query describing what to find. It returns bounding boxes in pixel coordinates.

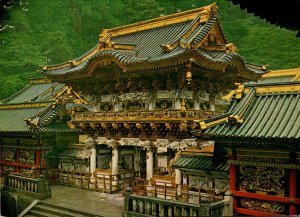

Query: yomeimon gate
[39,3,283,216]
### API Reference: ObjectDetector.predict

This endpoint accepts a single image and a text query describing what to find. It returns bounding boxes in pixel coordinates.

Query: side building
[193,67,300,216]
[0,78,88,177]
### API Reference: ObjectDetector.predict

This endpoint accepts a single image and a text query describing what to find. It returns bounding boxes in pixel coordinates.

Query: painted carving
[61,162,73,171]
[121,154,133,170]
[154,139,169,147]
[214,179,229,191]
[2,165,15,172]
[19,149,35,164]
[2,148,15,162]
[240,166,284,194]
[157,156,168,168]
[189,175,212,188]
[97,154,111,169]
[41,149,50,165]
[74,163,88,172]
[241,198,284,214]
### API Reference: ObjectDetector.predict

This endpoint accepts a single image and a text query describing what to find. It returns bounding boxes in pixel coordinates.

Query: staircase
[24,201,103,217]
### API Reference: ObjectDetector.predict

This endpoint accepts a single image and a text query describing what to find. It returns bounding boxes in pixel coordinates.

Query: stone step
[27,209,60,217]
[33,204,87,217]
[38,201,103,217]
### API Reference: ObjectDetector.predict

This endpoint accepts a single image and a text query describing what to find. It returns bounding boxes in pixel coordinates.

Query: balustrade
[4,173,50,199]
[51,169,136,194]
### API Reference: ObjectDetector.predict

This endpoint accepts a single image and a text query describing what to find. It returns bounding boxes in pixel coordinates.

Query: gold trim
[105,3,216,38]
[235,83,245,99]
[0,102,49,110]
[262,67,300,78]
[30,78,51,84]
[256,84,300,94]
[54,86,88,104]
[227,159,300,169]
[221,90,236,101]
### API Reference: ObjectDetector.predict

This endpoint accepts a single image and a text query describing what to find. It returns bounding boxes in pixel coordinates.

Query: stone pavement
[44,185,124,217]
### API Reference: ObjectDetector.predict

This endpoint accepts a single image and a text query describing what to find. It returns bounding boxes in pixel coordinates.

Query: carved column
[148,99,154,110]
[183,173,188,185]
[146,148,153,181]
[112,144,119,176]
[194,101,200,110]
[174,100,181,109]
[175,169,182,196]
[90,145,97,173]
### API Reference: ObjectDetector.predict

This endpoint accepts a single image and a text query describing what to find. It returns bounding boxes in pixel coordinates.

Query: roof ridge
[106,3,217,37]
[1,83,32,104]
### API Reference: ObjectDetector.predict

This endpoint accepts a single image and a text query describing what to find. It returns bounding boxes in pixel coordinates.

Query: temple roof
[173,155,229,173]
[194,67,300,141]
[0,79,87,133]
[41,3,267,82]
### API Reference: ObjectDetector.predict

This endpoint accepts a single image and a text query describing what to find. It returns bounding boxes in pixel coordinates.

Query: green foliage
[0,0,299,100]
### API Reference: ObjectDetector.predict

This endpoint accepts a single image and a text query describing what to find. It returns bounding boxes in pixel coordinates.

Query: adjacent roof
[194,67,300,141]
[57,147,91,159]
[41,3,267,81]
[1,79,64,104]
[173,155,229,173]
[0,78,87,133]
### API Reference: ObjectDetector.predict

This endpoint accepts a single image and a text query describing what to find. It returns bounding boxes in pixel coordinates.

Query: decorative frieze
[19,149,35,164]
[72,109,221,123]
[240,198,284,214]
[239,166,284,195]
[1,148,15,162]
[227,159,300,169]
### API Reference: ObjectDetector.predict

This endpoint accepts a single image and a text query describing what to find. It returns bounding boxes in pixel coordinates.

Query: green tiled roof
[2,82,64,104]
[0,107,41,132]
[205,92,300,139]
[57,147,89,159]
[173,155,229,173]
[42,5,266,79]
[245,75,294,85]
[0,106,80,133]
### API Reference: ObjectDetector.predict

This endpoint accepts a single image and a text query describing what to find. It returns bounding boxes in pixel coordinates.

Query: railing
[132,178,223,204]
[123,190,233,217]
[51,169,136,194]
[4,173,51,199]
[72,109,222,123]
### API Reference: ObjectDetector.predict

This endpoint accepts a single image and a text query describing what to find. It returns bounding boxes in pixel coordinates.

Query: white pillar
[112,145,119,175]
[90,146,97,173]
[148,100,154,110]
[194,101,200,110]
[175,99,181,109]
[183,173,188,185]
[146,148,153,181]
[175,169,182,196]
[134,147,140,176]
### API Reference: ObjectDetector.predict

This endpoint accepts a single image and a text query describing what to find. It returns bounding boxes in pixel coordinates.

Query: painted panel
[189,175,213,188]
[239,166,285,195]
[2,148,15,162]
[19,149,35,164]
[97,154,111,169]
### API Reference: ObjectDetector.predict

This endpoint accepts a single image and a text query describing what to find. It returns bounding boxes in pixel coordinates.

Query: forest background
[0,0,299,100]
